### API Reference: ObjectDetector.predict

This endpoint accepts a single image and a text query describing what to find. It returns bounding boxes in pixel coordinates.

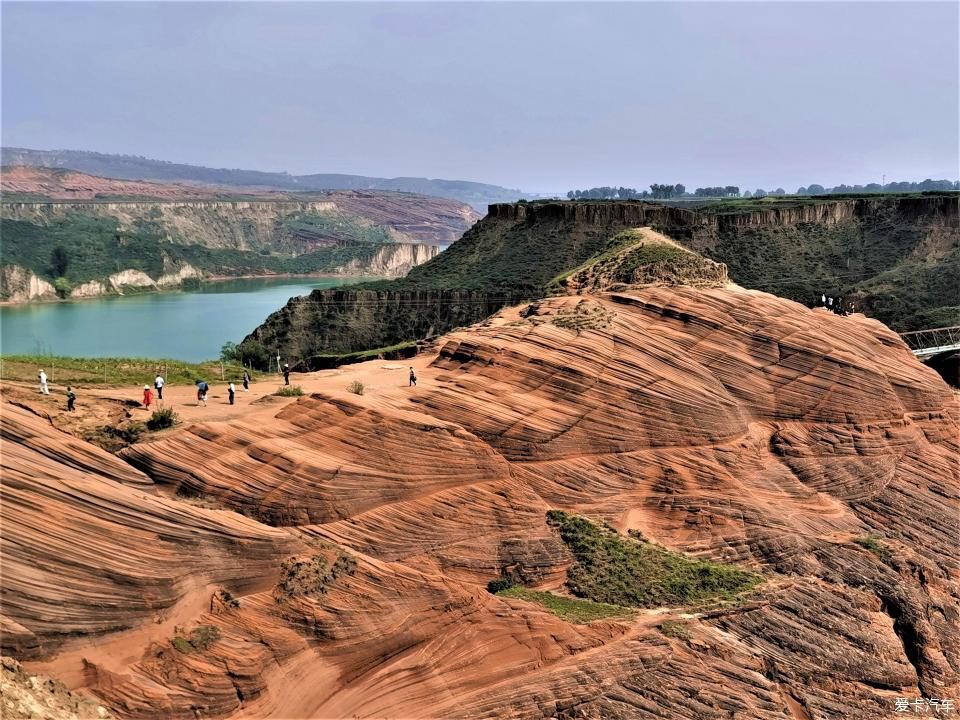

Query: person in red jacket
[143,385,153,409]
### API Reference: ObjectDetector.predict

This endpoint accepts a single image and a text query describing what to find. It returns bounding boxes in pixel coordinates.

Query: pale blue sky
[3,2,957,192]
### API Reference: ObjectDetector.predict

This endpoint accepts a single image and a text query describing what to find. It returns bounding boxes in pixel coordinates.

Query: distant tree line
[567,184,687,200]
[796,179,958,195]
[567,178,958,201]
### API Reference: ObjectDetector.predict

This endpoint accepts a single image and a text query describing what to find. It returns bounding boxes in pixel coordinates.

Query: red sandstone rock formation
[2,288,957,719]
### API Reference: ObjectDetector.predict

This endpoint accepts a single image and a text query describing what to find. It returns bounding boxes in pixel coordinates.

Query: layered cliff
[0,182,476,301]
[3,287,958,719]
[244,194,957,364]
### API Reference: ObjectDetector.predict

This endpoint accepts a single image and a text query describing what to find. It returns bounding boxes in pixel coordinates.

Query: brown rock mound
[2,287,957,719]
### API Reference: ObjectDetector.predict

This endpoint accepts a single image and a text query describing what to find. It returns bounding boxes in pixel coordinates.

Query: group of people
[141,370,253,408]
[814,294,856,316]
[40,360,419,414]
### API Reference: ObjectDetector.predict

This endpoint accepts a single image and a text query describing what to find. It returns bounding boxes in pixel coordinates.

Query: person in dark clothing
[283,363,290,386]
[409,367,417,387]
[243,370,251,391]
[66,387,76,412]
[196,380,208,406]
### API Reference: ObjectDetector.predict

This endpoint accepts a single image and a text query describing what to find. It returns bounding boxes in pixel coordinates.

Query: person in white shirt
[154,374,165,400]
[38,369,49,395]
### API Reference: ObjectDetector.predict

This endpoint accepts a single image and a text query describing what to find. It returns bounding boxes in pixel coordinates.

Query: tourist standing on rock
[143,385,153,409]
[243,369,251,391]
[283,363,290,386]
[228,382,236,405]
[409,367,417,387]
[38,369,49,395]
[154,373,165,400]
[66,387,76,412]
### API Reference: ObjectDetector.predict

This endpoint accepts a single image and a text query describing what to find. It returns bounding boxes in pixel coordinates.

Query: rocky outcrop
[336,243,440,277]
[1,656,115,720]
[4,287,957,719]
[107,270,155,292]
[242,287,527,366]
[155,263,203,287]
[0,265,57,303]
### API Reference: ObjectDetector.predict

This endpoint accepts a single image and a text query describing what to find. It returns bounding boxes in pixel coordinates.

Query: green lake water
[0,276,366,362]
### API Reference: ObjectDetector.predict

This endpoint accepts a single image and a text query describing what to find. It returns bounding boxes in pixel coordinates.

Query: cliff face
[336,243,440,277]
[0,189,473,302]
[245,194,957,363]
[0,265,56,302]
[4,287,958,719]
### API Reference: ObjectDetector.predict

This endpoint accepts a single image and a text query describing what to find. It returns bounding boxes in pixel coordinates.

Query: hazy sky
[2,2,957,192]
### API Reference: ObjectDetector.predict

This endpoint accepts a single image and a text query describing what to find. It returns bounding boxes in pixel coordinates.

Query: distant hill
[1,147,527,211]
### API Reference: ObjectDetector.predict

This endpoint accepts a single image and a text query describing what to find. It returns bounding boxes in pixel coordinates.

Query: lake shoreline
[0,271,386,307]
[0,276,369,362]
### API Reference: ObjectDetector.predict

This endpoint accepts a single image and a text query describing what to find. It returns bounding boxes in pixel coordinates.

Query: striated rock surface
[2,288,958,719]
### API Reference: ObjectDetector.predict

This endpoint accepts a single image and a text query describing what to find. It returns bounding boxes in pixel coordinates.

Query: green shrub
[146,407,179,431]
[853,535,893,563]
[347,380,364,395]
[53,276,72,298]
[170,625,221,654]
[189,625,220,651]
[275,385,304,397]
[659,620,691,640]
[486,577,515,594]
[545,510,761,608]
[171,636,194,654]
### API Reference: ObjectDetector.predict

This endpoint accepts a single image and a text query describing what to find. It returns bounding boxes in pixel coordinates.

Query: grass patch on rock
[170,624,221,654]
[491,582,634,624]
[274,385,304,397]
[853,534,893,563]
[546,510,761,608]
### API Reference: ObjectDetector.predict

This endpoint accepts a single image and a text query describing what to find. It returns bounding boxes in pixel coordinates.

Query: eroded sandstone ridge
[2,287,958,719]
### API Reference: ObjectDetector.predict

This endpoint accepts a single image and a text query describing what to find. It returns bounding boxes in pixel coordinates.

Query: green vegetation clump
[145,407,179,431]
[659,620,691,640]
[275,552,357,600]
[52,277,72,298]
[347,380,364,395]
[486,577,515,594]
[853,535,893,563]
[274,385,304,397]
[546,510,761,608]
[170,624,221,654]
[495,586,634,624]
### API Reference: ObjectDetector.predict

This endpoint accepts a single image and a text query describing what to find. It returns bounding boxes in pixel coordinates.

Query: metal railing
[899,326,960,357]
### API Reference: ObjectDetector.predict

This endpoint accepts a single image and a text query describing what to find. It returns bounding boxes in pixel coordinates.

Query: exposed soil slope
[2,287,957,719]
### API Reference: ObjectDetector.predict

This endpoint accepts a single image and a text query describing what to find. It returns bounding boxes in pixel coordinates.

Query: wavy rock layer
[3,288,958,719]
